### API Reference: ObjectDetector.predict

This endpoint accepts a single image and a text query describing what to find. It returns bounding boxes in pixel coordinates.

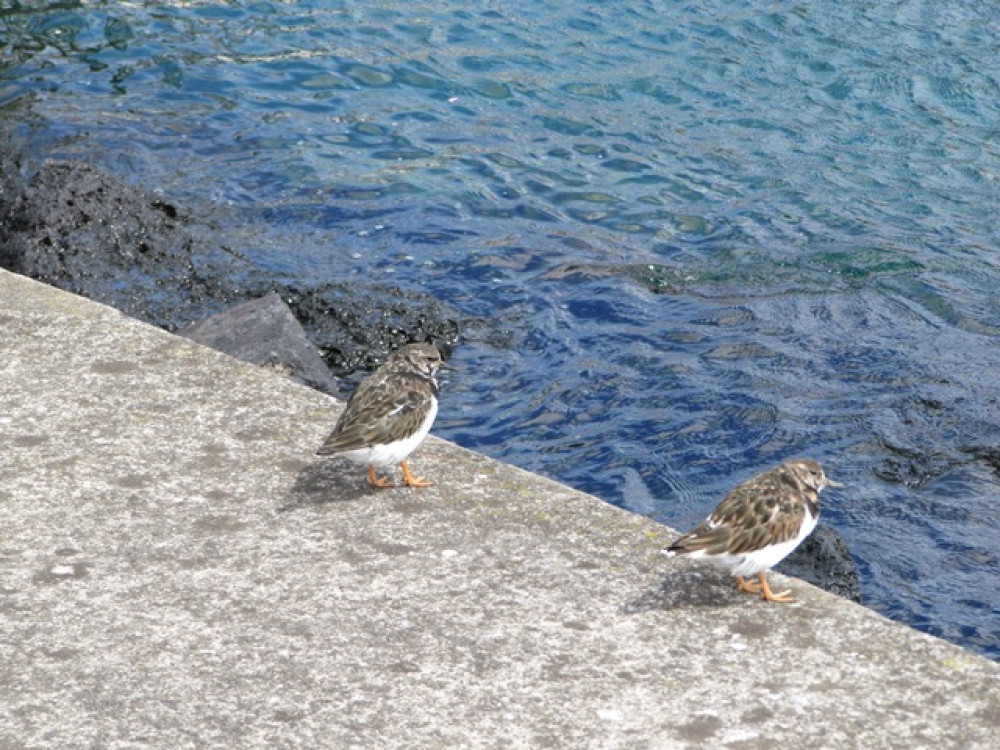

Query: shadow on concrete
[621,569,740,613]
[278,460,382,511]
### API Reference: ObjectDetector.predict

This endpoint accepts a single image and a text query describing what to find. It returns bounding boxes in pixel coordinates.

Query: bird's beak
[824,478,844,489]
[438,361,459,372]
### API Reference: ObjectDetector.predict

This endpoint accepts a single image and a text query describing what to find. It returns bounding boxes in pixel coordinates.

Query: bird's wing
[668,472,807,556]
[317,379,431,454]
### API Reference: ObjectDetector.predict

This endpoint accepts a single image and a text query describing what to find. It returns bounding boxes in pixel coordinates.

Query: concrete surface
[0,268,997,749]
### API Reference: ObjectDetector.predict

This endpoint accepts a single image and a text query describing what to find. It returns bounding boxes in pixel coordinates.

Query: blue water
[3,1,999,659]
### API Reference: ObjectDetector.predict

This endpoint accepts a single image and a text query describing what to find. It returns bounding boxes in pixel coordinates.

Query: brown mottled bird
[663,459,842,603]
[317,343,453,489]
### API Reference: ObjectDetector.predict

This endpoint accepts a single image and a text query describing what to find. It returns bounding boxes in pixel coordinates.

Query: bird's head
[394,342,455,379]
[786,459,843,492]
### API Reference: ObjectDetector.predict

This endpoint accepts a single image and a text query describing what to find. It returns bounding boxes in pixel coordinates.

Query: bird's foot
[367,465,395,489]
[400,461,432,488]
[756,573,795,604]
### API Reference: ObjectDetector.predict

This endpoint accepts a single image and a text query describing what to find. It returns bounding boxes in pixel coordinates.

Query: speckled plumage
[317,343,450,488]
[664,459,841,603]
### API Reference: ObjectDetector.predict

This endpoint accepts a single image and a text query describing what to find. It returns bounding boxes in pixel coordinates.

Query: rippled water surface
[3,1,999,658]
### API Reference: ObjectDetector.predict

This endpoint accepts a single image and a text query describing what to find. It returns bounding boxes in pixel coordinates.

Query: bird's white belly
[340,398,438,468]
[691,510,819,577]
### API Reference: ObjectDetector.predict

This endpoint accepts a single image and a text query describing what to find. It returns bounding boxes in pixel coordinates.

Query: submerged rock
[873,442,957,489]
[779,524,861,602]
[959,445,1000,477]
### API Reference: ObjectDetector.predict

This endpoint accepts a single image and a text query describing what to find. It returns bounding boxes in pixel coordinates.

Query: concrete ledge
[1,269,997,748]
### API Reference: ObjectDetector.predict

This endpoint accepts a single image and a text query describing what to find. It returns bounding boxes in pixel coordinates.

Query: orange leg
[756,572,795,604]
[736,575,762,594]
[367,464,394,489]
[400,460,431,488]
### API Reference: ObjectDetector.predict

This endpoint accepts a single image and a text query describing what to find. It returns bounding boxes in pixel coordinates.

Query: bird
[316,342,453,489]
[663,459,842,603]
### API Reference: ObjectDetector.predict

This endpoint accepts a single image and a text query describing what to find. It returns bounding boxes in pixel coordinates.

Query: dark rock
[0,160,251,330]
[779,524,861,602]
[0,157,463,382]
[179,292,340,396]
[281,283,460,380]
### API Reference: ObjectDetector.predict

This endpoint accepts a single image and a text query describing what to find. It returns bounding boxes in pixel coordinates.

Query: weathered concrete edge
[0,277,1000,747]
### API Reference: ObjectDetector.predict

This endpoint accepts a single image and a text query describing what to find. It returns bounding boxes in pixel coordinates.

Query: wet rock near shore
[0,160,250,330]
[779,524,861,603]
[0,158,461,380]
[281,283,459,380]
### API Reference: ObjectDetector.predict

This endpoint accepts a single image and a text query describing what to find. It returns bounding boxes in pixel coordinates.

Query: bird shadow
[621,568,743,614]
[278,459,384,512]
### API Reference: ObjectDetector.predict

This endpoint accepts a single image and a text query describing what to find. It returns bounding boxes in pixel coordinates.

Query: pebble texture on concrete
[1,269,998,748]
